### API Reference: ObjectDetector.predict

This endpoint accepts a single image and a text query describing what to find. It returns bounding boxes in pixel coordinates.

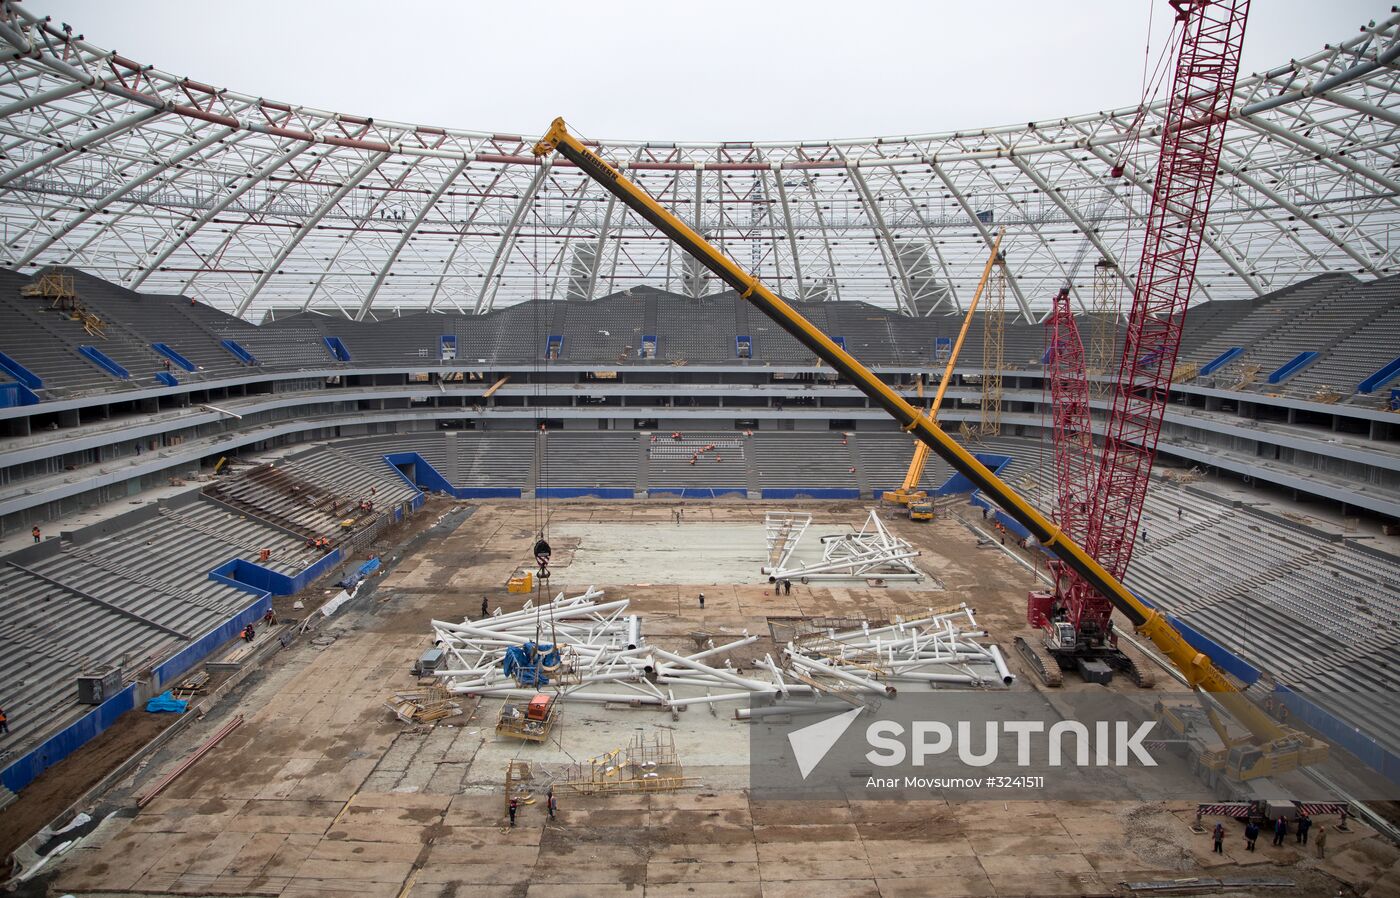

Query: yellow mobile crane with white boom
[883,229,1004,519]
[533,118,1325,783]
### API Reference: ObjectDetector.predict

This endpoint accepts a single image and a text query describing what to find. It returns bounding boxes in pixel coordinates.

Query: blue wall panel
[1,685,137,793]
[761,488,861,500]
[649,487,747,499]
[0,382,39,407]
[209,551,341,596]
[152,595,270,690]
[382,451,514,499]
[537,487,634,499]
[1277,686,1399,783]
[939,453,1012,496]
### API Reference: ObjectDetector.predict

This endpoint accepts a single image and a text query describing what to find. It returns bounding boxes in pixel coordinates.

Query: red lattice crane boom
[1021,0,1251,687]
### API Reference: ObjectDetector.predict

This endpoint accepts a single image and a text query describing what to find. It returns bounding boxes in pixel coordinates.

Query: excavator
[882,230,1004,520]
[531,107,1325,785]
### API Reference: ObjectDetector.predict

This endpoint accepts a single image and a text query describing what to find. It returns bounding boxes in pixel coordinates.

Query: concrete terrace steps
[647,431,748,489]
[158,502,312,573]
[58,542,229,614]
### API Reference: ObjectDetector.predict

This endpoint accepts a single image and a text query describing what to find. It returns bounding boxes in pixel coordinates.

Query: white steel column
[236,151,387,317]
[930,162,1032,320]
[475,161,548,314]
[848,165,916,316]
[129,142,309,290]
[356,156,467,320]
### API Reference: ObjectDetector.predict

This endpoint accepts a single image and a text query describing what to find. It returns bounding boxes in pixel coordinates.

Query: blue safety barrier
[1358,356,1400,394]
[0,350,43,389]
[323,336,352,362]
[1267,351,1318,384]
[1199,346,1243,375]
[77,345,129,379]
[220,339,256,364]
[151,342,196,372]
[154,371,179,387]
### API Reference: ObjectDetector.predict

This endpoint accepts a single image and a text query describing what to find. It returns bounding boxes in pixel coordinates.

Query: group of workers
[1211,810,1334,859]
[507,787,558,828]
[240,609,279,643]
[305,535,334,551]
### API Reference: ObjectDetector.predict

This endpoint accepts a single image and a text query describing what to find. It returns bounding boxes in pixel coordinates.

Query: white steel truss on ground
[429,589,1010,714]
[761,509,923,582]
[0,4,1396,321]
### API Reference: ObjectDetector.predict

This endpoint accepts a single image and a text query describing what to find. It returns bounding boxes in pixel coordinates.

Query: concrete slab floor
[39,499,1398,898]
[549,519,945,591]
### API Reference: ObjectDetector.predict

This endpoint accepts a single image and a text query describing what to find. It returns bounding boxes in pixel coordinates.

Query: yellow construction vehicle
[533,117,1326,783]
[882,231,1003,511]
[908,499,934,521]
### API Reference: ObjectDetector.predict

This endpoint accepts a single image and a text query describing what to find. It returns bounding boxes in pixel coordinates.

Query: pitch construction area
[42,501,1396,898]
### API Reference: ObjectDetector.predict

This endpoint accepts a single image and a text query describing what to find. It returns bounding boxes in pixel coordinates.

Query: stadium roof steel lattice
[0,2,1396,322]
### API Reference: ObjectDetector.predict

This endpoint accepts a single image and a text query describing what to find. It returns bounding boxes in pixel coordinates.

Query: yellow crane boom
[533,118,1320,768]
[884,229,1004,506]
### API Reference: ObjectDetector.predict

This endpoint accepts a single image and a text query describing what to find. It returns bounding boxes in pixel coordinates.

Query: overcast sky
[34,0,1385,142]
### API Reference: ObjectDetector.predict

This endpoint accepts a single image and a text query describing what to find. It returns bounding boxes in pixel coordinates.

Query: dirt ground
[0,709,172,862]
[29,498,1400,897]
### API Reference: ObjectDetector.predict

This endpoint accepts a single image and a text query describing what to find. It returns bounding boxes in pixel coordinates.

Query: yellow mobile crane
[533,118,1325,783]
[883,229,1004,519]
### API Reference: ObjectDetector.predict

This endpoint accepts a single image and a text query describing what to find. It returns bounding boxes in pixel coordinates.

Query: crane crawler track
[1013,635,1063,687]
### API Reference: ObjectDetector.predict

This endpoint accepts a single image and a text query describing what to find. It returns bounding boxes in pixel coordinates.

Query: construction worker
[1296,813,1312,845]
[547,787,557,820]
[259,547,271,562]
[481,596,490,619]
[0,705,8,735]
[1315,825,1327,858]
[1272,815,1288,847]
[508,797,518,827]
[698,593,705,610]
[242,624,256,643]
[263,607,277,627]
[1245,820,1260,852]
[1211,821,1224,854]
[31,525,40,544]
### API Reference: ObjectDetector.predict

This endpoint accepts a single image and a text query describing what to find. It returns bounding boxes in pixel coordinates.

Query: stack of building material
[384,685,462,724]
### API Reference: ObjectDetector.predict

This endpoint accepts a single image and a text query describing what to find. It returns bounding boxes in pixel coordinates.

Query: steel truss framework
[0,2,1396,322]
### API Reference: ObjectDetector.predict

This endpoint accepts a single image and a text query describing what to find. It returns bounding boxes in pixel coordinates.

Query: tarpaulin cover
[503,642,560,685]
[144,691,188,714]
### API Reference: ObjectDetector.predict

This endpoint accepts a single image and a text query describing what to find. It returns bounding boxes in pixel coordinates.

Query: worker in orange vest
[0,705,8,735]
[31,525,40,544]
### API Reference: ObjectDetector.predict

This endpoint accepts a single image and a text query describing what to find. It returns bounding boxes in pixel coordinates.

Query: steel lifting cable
[529,183,553,601]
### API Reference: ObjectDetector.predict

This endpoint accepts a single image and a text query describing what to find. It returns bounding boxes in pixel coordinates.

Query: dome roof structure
[0,3,1396,321]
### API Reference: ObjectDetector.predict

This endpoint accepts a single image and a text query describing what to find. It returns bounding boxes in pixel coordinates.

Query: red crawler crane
[1018,0,1251,687]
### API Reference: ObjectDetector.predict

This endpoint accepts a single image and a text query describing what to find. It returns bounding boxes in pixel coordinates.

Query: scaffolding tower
[979,261,1007,435]
[1089,258,1120,402]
